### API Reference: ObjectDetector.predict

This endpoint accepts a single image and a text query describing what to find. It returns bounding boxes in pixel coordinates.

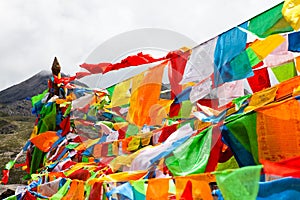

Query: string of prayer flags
[4,1,300,199]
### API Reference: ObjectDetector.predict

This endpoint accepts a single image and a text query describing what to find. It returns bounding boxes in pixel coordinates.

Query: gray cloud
[0,0,282,90]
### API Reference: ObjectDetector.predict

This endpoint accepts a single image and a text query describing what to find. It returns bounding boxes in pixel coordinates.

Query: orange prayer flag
[93,144,102,158]
[180,180,193,200]
[30,131,59,152]
[148,99,173,126]
[296,56,300,72]
[47,172,66,182]
[122,137,133,154]
[175,174,215,200]
[62,180,85,200]
[275,76,300,100]
[256,98,300,162]
[127,62,167,127]
[146,178,169,200]
[88,170,147,184]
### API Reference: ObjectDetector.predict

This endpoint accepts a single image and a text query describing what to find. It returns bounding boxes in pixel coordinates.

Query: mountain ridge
[0,70,87,104]
[0,71,87,116]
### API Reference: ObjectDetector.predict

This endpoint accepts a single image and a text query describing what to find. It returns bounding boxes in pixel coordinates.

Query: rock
[0,188,15,199]
[0,184,26,198]
[0,123,18,134]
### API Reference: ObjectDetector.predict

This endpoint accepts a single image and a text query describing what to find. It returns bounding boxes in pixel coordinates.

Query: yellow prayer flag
[282,0,300,30]
[244,86,278,112]
[127,136,141,151]
[30,125,38,139]
[111,78,131,107]
[250,35,285,60]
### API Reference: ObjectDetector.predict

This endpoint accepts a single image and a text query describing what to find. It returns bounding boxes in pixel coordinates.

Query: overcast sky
[0,0,283,91]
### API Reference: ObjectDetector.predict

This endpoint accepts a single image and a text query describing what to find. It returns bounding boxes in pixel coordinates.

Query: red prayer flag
[167,49,191,98]
[54,75,76,85]
[80,62,112,74]
[89,182,103,200]
[180,180,193,200]
[261,156,300,178]
[76,71,92,79]
[158,124,178,143]
[0,169,9,184]
[80,52,166,75]
[247,67,271,93]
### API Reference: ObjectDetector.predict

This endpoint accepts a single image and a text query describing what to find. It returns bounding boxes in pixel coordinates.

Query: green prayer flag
[30,148,45,175]
[107,85,116,98]
[50,179,71,200]
[31,89,48,107]
[82,156,89,163]
[131,180,147,195]
[178,100,193,119]
[271,61,297,83]
[232,94,252,111]
[126,124,139,137]
[215,165,262,200]
[226,111,259,164]
[101,121,114,129]
[229,50,253,80]
[216,156,239,171]
[107,143,114,156]
[246,47,261,67]
[63,105,71,117]
[66,143,80,149]
[38,103,57,133]
[114,116,127,122]
[248,2,293,38]
[165,127,212,176]
[85,171,98,198]
[4,195,17,200]
[4,160,15,170]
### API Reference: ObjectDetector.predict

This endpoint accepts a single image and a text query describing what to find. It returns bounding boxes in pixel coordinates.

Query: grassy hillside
[0,116,35,184]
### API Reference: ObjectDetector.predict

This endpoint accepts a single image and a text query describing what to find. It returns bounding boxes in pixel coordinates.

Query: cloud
[0,0,282,90]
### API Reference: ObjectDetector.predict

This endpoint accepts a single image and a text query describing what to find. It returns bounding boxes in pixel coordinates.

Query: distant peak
[37,70,52,76]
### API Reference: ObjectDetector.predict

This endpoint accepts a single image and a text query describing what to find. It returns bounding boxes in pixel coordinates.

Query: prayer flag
[248,2,293,37]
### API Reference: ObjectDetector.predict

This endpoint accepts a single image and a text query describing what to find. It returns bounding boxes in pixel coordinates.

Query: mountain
[0,70,50,104]
[0,70,90,187]
[0,70,88,116]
